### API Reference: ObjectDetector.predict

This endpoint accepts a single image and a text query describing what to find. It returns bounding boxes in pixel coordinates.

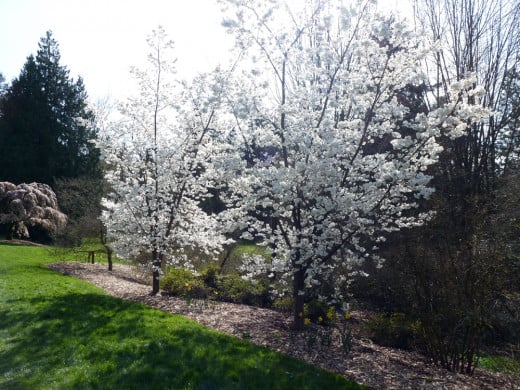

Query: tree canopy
[99,28,228,294]
[97,1,487,330]
[0,31,100,185]
[216,0,487,329]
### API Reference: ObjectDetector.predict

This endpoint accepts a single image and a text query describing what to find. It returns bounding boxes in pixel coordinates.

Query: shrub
[161,268,209,299]
[200,264,221,289]
[304,300,335,326]
[220,243,269,274]
[273,296,294,312]
[366,312,419,350]
[478,355,520,376]
[217,274,270,306]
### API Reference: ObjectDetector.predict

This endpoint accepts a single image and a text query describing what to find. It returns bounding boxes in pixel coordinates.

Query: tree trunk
[292,267,306,331]
[151,250,161,295]
[107,249,113,271]
[152,264,160,295]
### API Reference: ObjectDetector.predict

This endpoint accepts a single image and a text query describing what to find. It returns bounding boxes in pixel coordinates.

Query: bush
[217,274,270,306]
[304,300,335,326]
[354,176,520,374]
[273,296,294,312]
[366,312,419,350]
[200,264,221,289]
[161,268,210,299]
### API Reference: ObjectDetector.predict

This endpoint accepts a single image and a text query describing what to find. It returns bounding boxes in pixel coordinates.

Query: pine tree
[0,31,100,184]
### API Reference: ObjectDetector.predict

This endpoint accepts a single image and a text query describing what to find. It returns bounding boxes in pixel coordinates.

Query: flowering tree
[0,181,67,240]
[219,0,487,329]
[99,27,228,294]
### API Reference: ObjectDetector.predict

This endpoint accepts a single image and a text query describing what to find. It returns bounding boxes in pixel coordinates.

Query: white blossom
[98,27,230,292]
[217,0,487,315]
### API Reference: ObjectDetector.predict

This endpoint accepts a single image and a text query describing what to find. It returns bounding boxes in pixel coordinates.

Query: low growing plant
[296,309,354,358]
[273,296,294,312]
[160,268,210,299]
[478,355,520,376]
[304,300,335,326]
[0,244,363,389]
[366,312,420,350]
[217,274,270,306]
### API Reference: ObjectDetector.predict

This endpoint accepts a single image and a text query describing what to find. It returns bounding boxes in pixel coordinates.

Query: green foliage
[221,243,269,274]
[161,258,270,306]
[217,274,270,306]
[53,176,106,246]
[366,312,420,350]
[304,300,333,325]
[160,268,210,299]
[199,263,221,289]
[297,309,353,359]
[478,355,520,376]
[0,244,363,389]
[47,237,121,266]
[273,296,294,312]
[0,31,100,184]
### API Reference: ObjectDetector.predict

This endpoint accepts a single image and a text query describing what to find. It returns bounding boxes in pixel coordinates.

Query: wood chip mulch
[46,261,520,390]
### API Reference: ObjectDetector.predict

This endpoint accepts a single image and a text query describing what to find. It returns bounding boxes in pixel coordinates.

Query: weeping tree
[0,181,67,241]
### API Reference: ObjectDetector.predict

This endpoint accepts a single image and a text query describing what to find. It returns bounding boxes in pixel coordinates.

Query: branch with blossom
[217,0,488,329]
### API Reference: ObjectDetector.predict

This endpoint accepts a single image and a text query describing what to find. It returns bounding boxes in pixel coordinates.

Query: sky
[0,0,233,101]
[0,0,412,103]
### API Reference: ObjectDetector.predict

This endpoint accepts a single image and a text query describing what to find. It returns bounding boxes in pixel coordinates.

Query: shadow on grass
[0,292,360,389]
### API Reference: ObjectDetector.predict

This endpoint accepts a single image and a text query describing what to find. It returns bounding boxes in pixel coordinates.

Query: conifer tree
[0,31,100,184]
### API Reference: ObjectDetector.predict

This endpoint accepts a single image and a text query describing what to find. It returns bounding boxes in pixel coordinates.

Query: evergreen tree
[0,72,6,93]
[0,31,100,184]
[0,72,7,155]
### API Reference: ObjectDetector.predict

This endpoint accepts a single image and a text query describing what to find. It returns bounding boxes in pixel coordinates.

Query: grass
[478,355,520,376]
[0,243,364,389]
[230,243,268,257]
[46,236,124,266]
[221,243,269,274]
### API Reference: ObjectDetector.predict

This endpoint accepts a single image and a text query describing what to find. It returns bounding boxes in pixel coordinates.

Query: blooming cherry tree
[99,27,228,294]
[219,0,487,329]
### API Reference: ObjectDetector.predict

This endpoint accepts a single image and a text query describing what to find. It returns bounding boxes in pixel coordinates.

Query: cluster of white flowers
[98,28,230,283]
[99,3,487,306]
[216,0,488,305]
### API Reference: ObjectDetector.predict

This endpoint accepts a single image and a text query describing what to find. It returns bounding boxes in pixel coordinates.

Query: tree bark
[151,250,161,295]
[292,267,306,331]
[107,249,113,271]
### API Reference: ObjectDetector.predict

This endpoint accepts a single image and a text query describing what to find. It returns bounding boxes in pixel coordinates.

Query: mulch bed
[46,261,520,389]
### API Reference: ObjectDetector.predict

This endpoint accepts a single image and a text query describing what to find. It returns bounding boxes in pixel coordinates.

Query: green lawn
[0,243,364,389]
